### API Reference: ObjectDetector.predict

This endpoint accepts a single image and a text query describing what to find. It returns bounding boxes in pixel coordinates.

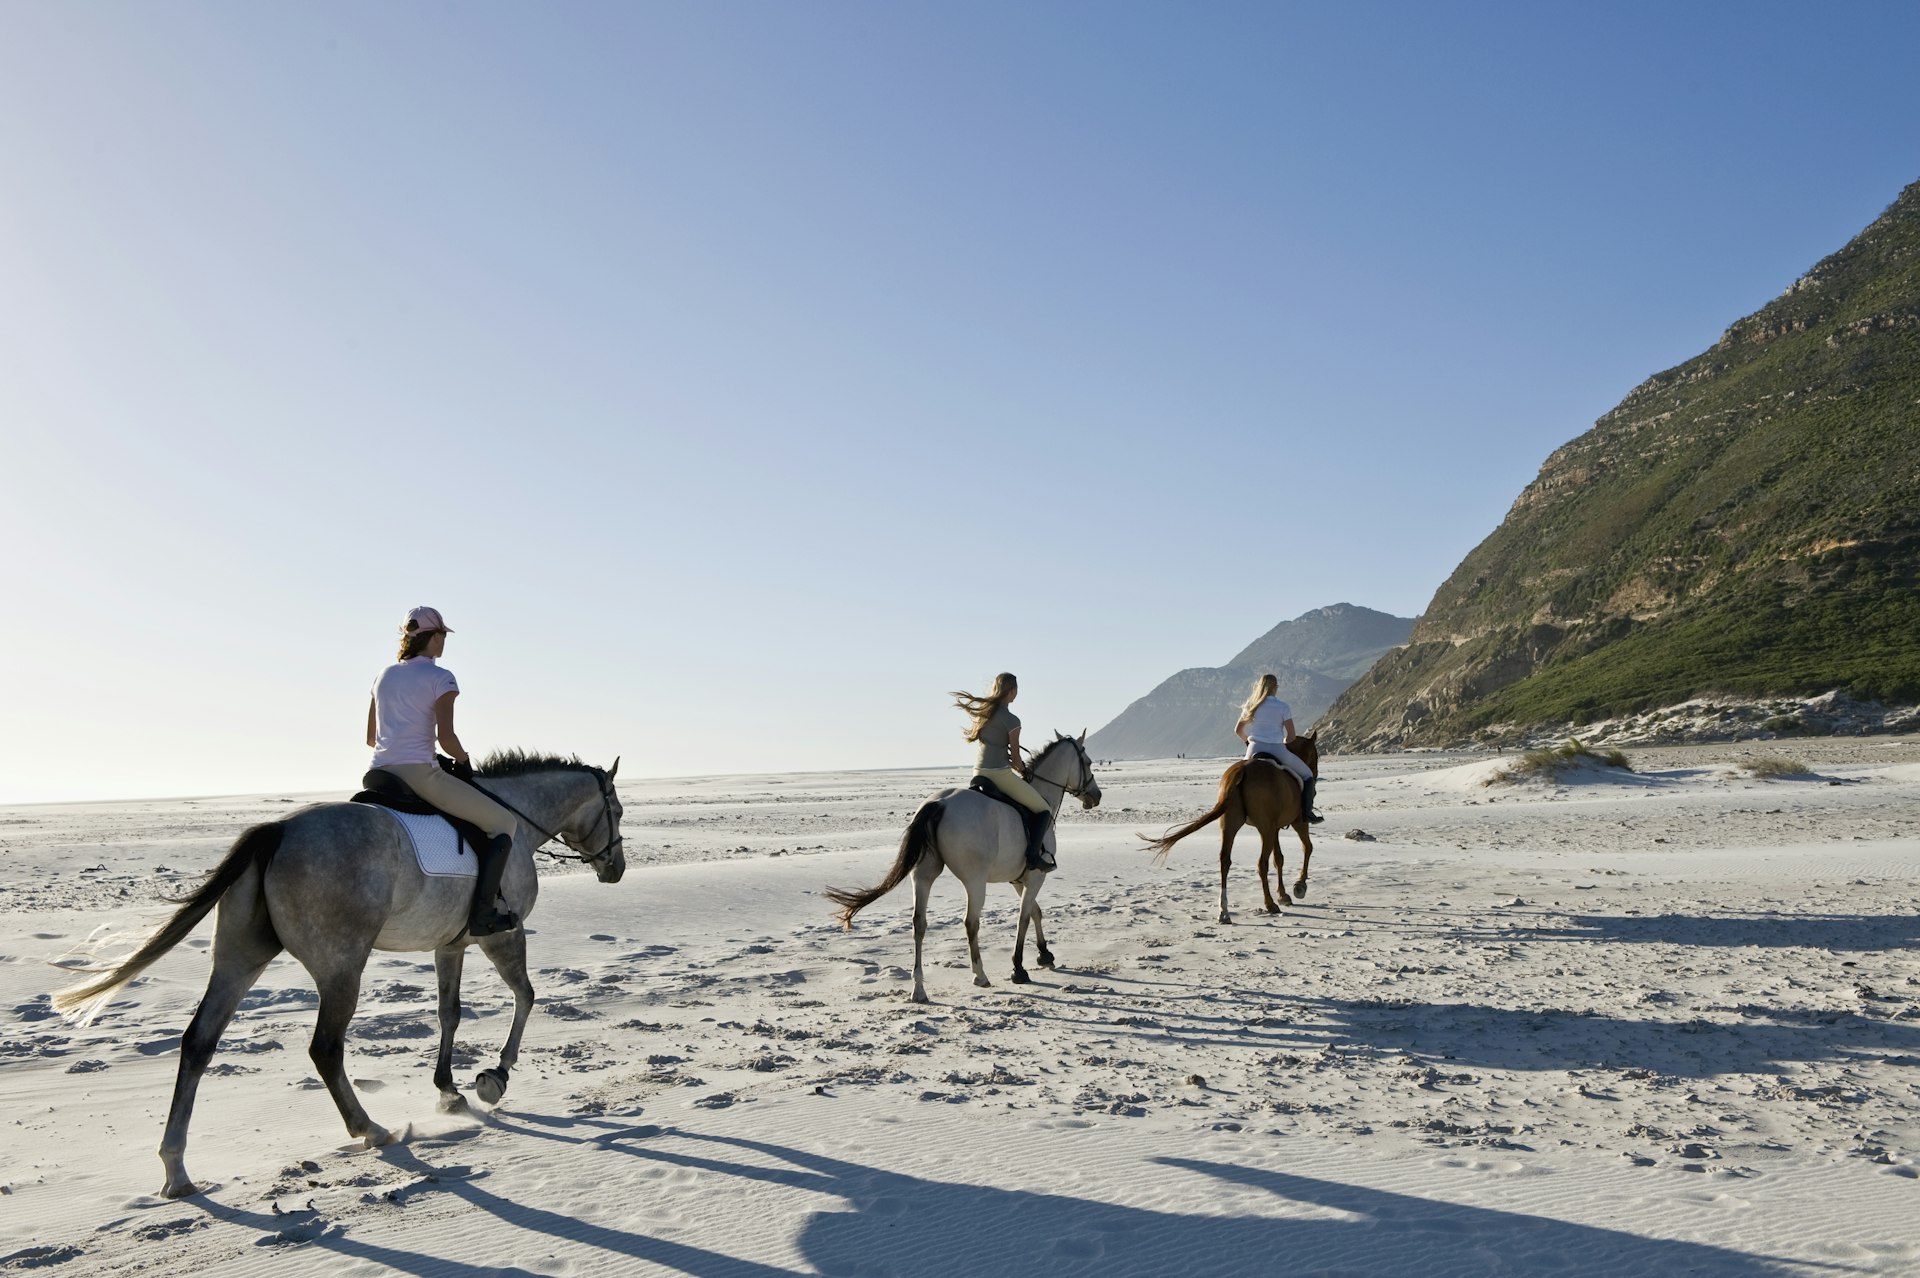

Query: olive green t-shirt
[974,705,1020,771]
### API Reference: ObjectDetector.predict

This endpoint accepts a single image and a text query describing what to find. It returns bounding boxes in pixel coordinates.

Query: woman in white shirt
[1233,673,1322,824]
[367,606,521,935]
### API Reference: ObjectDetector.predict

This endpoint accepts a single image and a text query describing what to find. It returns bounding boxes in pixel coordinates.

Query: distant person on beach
[366,606,521,934]
[954,672,1055,871]
[1235,673,1322,823]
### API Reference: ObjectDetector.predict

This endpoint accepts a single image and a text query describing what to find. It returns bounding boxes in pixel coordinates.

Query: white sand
[5,741,1920,1275]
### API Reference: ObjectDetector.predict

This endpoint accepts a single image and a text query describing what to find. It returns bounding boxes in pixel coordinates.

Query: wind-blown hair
[952,672,1018,743]
[1241,673,1279,718]
[396,629,436,662]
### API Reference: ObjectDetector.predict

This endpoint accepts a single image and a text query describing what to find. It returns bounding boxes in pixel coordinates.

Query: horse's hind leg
[1218,798,1246,925]
[911,854,939,1004]
[1032,897,1054,969]
[1257,822,1290,914]
[962,875,991,989]
[1292,822,1314,901]
[432,944,469,1113]
[473,927,534,1105]
[309,960,395,1147]
[159,877,282,1198]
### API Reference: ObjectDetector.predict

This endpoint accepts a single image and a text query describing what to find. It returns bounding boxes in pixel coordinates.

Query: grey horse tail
[826,801,942,930]
[52,822,284,1021]
[1138,760,1249,863]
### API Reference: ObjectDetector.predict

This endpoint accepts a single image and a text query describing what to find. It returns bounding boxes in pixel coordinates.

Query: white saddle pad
[382,808,478,879]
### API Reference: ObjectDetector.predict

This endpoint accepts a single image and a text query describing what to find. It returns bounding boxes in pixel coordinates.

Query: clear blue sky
[3,2,1917,801]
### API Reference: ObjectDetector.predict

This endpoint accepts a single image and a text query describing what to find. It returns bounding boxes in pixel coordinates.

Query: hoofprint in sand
[3,743,1919,1275]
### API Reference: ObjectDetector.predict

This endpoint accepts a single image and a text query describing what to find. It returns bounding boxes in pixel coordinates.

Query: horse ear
[607,756,620,779]
[1078,729,1087,744]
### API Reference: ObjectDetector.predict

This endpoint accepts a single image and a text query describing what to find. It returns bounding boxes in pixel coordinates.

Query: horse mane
[473,749,599,779]
[1027,733,1077,772]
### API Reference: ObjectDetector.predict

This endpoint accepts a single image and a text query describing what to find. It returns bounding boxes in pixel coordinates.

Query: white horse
[53,752,625,1199]
[828,733,1100,1002]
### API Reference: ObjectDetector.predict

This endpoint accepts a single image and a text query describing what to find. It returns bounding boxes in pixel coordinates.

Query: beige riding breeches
[383,762,519,841]
[974,767,1050,814]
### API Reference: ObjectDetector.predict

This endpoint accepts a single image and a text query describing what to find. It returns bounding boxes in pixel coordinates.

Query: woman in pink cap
[366,606,520,935]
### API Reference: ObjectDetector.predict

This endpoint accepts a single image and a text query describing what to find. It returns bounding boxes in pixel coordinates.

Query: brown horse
[1139,732,1319,924]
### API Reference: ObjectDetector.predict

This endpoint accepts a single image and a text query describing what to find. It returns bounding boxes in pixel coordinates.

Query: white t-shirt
[1245,696,1293,745]
[370,657,459,768]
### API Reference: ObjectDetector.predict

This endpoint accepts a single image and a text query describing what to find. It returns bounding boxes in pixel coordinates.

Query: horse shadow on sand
[995,969,1920,1080]
[160,1117,1835,1278]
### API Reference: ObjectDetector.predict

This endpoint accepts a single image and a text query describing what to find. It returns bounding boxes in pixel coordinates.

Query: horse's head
[1033,731,1101,810]
[1285,729,1321,778]
[558,758,626,883]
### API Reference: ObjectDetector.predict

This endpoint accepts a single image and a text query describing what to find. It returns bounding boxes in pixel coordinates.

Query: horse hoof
[1219,913,1233,925]
[973,976,992,988]
[911,988,930,1004]
[437,1092,472,1115]
[1293,881,1309,899]
[1037,951,1056,969]
[160,1176,200,1200]
[360,1123,398,1149]
[474,1067,509,1106]
[1011,969,1031,984]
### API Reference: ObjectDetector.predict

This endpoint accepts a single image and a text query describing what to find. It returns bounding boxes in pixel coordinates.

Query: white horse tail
[1138,760,1250,864]
[52,822,284,1025]
[826,801,943,930]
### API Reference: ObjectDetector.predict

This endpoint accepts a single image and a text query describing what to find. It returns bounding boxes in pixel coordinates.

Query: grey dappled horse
[53,753,625,1199]
[828,733,1100,1002]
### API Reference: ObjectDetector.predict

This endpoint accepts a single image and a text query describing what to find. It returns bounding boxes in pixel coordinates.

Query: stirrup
[467,903,520,937]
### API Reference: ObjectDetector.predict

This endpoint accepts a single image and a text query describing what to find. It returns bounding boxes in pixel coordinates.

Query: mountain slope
[1322,179,1920,749]
[1089,604,1414,759]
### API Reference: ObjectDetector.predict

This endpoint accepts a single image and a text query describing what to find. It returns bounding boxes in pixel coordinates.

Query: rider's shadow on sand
[1496,909,1920,951]
[581,1127,1807,1276]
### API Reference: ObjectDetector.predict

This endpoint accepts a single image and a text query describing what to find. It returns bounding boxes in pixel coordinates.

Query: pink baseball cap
[402,605,453,635]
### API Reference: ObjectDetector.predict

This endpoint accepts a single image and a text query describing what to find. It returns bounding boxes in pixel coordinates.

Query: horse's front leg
[309,963,396,1148]
[962,876,991,988]
[432,943,469,1113]
[1292,822,1314,901]
[472,927,534,1106]
[1032,897,1054,969]
[1011,880,1035,984]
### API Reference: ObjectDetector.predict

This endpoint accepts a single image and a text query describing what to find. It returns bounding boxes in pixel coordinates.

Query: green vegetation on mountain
[1322,179,1920,749]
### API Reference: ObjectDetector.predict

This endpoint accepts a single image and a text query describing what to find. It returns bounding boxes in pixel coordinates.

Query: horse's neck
[483,771,593,836]
[1028,751,1074,813]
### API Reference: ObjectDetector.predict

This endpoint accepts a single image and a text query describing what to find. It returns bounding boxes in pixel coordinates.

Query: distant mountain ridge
[1321,178,1920,749]
[1088,604,1415,760]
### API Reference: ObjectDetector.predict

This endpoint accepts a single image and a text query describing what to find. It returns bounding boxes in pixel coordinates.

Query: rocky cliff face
[1321,179,1920,750]
[1089,604,1414,759]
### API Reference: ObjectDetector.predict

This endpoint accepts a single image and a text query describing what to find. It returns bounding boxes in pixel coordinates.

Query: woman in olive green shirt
[953,672,1054,870]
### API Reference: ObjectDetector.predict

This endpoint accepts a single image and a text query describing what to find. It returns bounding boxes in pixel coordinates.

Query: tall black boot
[1022,808,1056,872]
[469,833,521,937]
[1301,777,1324,825]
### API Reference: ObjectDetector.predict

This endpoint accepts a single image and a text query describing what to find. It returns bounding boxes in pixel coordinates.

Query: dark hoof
[1293,880,1309,900]
[1011,968,1032,984]
[438,1091,472,1115]
[474,1067,509,1106]
[1037,950,1056,969]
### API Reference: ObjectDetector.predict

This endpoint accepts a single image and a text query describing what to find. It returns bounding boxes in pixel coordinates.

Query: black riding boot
[468,833,521,937]
[1302,778,1324,825]
[1022,808,1057,872]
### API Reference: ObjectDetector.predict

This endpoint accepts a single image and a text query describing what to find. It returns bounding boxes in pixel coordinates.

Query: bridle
[1022,738,1097,802]
[473,769,624,870]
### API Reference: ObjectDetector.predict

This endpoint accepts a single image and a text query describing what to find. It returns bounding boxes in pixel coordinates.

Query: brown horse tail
[1139,761,1249,864]
[826,801,942,930]
[52,822,284,1025]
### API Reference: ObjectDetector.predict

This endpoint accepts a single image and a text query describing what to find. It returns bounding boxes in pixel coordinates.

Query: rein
[472,770,623,868]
